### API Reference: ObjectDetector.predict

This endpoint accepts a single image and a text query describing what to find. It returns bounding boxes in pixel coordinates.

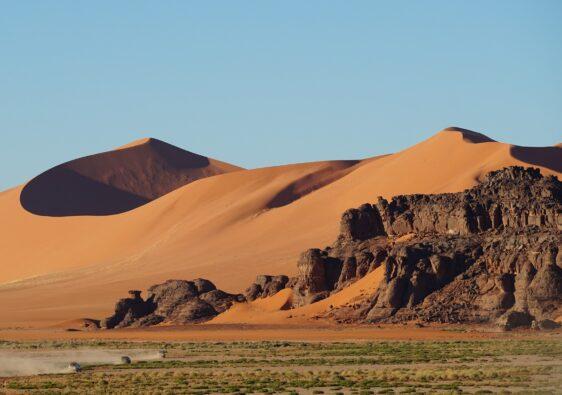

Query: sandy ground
[3,324,560,343]
[0,127,560,327]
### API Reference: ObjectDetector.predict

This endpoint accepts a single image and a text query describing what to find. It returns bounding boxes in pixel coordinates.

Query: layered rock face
[102,279,244,328]
[289,167,561,328]
[340,167,560,239]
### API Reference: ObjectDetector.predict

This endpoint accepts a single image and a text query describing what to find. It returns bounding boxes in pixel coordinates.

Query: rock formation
[244,275,289,301]
[101,279,244,328]
[287,167,561,329]
[101,167,560,331]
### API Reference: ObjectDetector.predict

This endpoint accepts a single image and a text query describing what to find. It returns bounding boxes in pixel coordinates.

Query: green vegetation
[2,339,561,393]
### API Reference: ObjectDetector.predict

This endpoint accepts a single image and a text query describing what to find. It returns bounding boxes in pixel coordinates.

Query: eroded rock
[289,167,562,326]
[244,275,289,301]
[103,279,244,328]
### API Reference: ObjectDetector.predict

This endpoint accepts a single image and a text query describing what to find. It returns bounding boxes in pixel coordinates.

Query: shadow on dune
[266,160,361,209]
[18,138,237,217]
[510,145,562,174]
[20,166,150,216]
[143,139,212,171]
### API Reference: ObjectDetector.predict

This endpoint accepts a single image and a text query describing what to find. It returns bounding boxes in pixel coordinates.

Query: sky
[1,1,561,190]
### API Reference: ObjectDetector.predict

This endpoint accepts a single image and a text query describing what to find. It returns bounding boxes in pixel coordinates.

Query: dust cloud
[0,349,162,377]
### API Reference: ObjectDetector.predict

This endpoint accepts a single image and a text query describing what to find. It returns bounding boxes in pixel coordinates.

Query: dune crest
[116,137,154,149]
[440,126,496,144]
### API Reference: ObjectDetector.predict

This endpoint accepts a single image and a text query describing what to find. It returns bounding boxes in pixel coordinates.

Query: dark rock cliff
[287,167,561,329]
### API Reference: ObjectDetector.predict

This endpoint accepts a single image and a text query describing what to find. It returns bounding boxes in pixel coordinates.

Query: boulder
[244,275,289,301]
[170,299,217,324]
[193,278,216,294]
[537,319,561,330]
[102,278,240,328]
[102,290,155,329]
[262,275,289,297]
[291,249,343,305]
[340,204,386,240]
[148,280,199,317]
[244,283,262,301]
[497,311,534,331]
[199,289,243,313]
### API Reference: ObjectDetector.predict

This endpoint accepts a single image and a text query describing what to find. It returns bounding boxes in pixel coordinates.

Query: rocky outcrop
[339,167,560,239]
[339,204,385,241]
[365,230,561,324]
[101,290,155,329]
[288,167,562,328]
[244,275,289,301]
[100,167,560,330]
[288,247,386,306]
[102,279,243,328]
[290,249,341,305]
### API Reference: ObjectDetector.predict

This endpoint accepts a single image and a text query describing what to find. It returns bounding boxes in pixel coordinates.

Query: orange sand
[212,266,384,324]
[0,324,539,342]
[0,127,560,327]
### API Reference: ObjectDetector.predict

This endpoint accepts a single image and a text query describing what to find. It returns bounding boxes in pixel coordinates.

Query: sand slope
[211,265,385,325]
[0,127,560,327]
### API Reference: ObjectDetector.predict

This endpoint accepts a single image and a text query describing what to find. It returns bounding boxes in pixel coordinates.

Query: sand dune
[0,127,560,327]
[20,137,241,216]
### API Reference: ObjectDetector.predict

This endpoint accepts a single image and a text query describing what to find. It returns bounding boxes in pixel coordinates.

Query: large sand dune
[20,137,242,216]
[0,127,560,327]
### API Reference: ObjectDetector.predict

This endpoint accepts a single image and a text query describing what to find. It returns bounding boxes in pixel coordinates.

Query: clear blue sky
[1,1,561,190]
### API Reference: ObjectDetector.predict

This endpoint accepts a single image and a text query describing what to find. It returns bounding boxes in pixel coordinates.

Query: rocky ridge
[287,167,561,329]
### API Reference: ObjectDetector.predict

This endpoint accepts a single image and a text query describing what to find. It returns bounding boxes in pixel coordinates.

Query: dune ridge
[0,127,560,327]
